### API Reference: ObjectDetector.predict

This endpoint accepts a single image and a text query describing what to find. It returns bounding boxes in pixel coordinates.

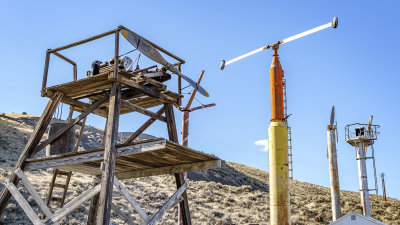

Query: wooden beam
[123,107,166,144]
[45,184,101,224]
[0,91,63,216]
[110,203,136,225]
[87,178,100,225]
[96,81,121,225]
[117,75,179,105]
[61,95,108,117]
[121,100,166,122]
[33,94,110,155]
[115,160,221,180]
[113,177,149,222]
[165,104,192,225]
[14,168,56,222]
[25,139,166,171]
[48,28,118,53]
[144,182,187,225]
[5,180,45,225]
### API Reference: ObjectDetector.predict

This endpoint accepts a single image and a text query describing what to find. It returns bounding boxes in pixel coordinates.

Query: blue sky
[1,1,399,199]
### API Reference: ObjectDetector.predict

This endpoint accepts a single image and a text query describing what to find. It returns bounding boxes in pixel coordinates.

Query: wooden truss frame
[0,26,211,225]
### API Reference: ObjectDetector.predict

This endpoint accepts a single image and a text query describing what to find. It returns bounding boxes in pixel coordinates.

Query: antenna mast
[220,17,339,225]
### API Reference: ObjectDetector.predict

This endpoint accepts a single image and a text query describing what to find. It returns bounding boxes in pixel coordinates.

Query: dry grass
[0,114,399,224]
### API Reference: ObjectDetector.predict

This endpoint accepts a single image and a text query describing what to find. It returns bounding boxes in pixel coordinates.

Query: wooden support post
[87,177,100,225]
[123,107,166,144]
[164,104,191,225]
[96,81,121,225]
[0,92,63,217]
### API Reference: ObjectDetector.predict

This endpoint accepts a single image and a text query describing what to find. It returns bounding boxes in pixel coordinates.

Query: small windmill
[121,28,209,97]
[176,70,215,225]
[327,106,341,221]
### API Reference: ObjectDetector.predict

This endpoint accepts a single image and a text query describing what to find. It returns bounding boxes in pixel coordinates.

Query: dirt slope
[0,113,399,224]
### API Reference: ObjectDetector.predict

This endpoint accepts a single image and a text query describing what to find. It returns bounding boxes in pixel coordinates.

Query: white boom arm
[220,17,338,70]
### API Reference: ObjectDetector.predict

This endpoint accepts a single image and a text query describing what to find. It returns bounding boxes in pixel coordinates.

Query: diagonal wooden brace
[121,100,167,122]
[14,168,59,225]
[45,184,101,224]
[0,91,63,216]
[32,94,110,156]
[123,106,166,144]
[143,182,187,225]
[113,177,149,222]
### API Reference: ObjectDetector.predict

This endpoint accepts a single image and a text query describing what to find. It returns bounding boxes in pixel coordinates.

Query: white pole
[356,142,371,217]
[327,127,341,220]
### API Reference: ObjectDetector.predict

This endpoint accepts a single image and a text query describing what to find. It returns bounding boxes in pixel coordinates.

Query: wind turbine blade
[121,29,168,65]
[330,105,335,126]
[185,70,205,109]
[121,29,209,97]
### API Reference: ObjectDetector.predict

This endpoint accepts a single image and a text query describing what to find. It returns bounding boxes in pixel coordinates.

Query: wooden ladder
[45,169,72,210]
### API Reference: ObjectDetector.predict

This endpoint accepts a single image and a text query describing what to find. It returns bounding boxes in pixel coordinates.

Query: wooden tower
[0,25,221,225]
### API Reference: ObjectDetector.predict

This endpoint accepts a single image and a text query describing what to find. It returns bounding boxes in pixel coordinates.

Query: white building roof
[330,211,386,225]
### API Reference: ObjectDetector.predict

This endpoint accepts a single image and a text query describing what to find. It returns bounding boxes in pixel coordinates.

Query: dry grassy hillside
[0,113,399,224]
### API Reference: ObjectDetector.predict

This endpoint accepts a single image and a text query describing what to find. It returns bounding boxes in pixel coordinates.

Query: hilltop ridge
[0,113,399,224]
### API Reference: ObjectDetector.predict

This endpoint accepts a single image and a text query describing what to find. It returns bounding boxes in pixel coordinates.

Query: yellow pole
[269,46,290,225]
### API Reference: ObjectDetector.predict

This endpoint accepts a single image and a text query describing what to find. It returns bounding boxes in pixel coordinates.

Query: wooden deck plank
[25,138,220,179]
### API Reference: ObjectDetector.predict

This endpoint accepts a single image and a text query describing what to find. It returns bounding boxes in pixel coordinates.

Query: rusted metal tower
[176,70,215,225]
[220,17,338,225]
[345,116,380,217]
[0,25,221,225]
[327,106,341,221]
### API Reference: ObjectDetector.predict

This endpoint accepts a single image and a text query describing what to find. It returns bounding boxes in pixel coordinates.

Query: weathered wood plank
[14,168,55,221]
[5,180,45,225]
[46,184,101,224]
[115,160,221,180]
[113,177,149,222]
[144,182,187,225]
[121,100,167,122]
[0,91,63,216]
[123,107,166,144]
[25,139,167,171]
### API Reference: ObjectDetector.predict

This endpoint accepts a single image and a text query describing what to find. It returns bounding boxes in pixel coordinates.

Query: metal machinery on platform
[0,25,220,225]
[345,116,379,217]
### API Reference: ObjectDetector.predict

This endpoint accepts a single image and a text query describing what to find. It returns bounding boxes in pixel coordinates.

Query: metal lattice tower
[283,79,293,179]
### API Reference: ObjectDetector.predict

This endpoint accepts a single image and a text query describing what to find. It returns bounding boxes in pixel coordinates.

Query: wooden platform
[25,138,221,180]
[44,70,182,118]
